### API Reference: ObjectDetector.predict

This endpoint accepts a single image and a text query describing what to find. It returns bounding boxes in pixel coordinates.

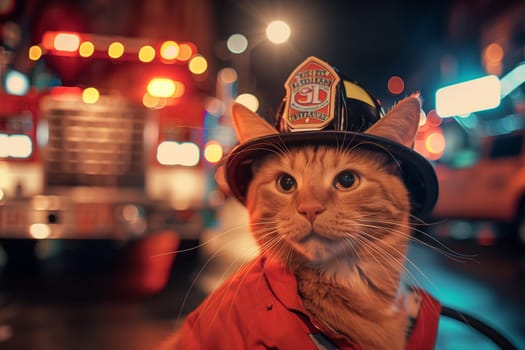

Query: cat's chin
[288,232,355,264]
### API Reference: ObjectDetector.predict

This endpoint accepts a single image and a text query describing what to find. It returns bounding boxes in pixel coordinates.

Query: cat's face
[246,144,410,267]
[220,94,423,272]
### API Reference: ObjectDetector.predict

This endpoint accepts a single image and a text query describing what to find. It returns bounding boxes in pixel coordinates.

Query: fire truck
[0,89,218,239]
[0,31,225,289]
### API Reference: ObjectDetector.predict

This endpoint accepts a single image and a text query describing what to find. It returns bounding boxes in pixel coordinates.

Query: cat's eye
[277,173,297,193]
[333,170,358,191]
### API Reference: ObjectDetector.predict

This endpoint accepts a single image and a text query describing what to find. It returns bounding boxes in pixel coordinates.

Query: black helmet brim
[224,130,438,217]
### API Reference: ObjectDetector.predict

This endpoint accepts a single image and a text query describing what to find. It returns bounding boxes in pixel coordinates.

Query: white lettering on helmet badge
[284,56,340,131]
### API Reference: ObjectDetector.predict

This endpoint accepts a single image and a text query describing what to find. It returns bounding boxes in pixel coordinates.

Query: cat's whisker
[201,257,262,331]
[214,240,282,322]
[352,230,442,286]
[190,230,290,332]
[352,218,474,262]
[176,231,256,318]
[353,227,436,291]
[177,225,281,323]
[150,224,264,259]
[351,232,427,295]
[350,233,404,287]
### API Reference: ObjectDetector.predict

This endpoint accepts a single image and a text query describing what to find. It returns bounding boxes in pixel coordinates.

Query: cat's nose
[297,203,325,223]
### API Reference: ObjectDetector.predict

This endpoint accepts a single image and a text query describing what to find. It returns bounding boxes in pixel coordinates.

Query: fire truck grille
[43,100,147,188]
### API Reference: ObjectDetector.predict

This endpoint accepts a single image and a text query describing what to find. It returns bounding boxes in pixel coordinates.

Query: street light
[265,21,291,44]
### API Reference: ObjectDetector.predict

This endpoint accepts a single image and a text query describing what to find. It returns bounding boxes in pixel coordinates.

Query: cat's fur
[235,95,419,349]
[162,94,423,349]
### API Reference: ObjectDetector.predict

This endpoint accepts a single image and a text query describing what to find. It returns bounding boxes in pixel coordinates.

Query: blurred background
[0,0,524,349]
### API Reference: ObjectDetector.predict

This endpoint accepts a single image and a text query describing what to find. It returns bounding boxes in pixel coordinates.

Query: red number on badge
[298,85,322,105]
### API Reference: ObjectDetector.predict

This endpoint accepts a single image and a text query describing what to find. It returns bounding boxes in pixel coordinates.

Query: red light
[387,76,405,95]
[427,110,443,127]
[49,86,82,97]
[477,225,497,246]
[42,32,56,50]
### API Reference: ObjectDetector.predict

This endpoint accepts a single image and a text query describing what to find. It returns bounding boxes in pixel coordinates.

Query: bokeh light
[54,32,80,52]
[0,134,32,158]
[108,41,124,59]
[483,43,504,64]
[235,93,259,112]
[218,68,238,84]
[5,70,29,95]
[425,131,446,155]
[82,87,100,104]
[172,81,185,98]
[29,223,51,239]
[204,141,223,163]
[266,20,291,44]
[28,45,42,61]
[189,55,208,75]
[147,78,176,98]
[138,45,156,62]
[157,141,200,166]
[387,76,405,95]
[160,41,179,60]
[79,41,95,57]
[227,34,248,54]
[435,75,500,117]
[177,43,193,61]
[142,93,166,109]
[205,98,226,116]
[427,109,443,127]
[483,42,504,75]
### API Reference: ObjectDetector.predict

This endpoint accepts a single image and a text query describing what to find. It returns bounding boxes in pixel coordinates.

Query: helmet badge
[283,56,340,131]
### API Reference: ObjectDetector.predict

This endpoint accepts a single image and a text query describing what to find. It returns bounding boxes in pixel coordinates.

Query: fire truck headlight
[10,135,32,158]
[147,78,176,98]
[0,134,32,158]
[0,134,8,157]
[157,141,200,166]
[30,223,52,239]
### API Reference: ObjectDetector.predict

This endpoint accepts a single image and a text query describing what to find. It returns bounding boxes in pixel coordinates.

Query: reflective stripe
[343,80,376,108]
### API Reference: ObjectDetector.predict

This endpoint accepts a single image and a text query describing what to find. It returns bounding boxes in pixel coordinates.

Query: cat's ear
[214,103,278,196]
[231,103,278,143]
[365,94,421,149]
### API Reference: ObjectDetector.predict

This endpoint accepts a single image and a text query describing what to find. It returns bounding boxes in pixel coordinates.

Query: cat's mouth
[299,232,335,244]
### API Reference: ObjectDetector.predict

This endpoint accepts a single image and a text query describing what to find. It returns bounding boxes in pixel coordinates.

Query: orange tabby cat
[160,57,440,350]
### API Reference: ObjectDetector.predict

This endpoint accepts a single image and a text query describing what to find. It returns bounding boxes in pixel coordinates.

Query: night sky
[214,0,522,118]
[214,0,455,117]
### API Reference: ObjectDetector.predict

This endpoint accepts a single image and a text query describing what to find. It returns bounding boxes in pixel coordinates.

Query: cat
[159,92,441,350]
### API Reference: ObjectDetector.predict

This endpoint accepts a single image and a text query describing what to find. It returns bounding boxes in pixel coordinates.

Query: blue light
[500,62,525,98]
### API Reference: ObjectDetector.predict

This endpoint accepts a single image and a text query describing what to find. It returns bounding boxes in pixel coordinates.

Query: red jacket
[174,256,440,349]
